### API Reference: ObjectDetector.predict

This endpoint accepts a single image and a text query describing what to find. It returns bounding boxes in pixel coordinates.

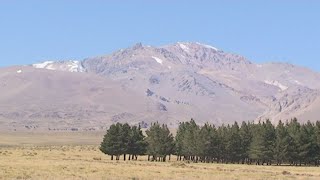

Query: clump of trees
[100,118,320,166]
[100,122,174,162]
[100,123,147,161]
[145,123,175,162]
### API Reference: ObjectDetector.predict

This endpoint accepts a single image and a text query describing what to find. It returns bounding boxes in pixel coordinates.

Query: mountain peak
[195,42,219,51]
[132,42,144,50]
[32,60,85,72]
[173,42,220,52]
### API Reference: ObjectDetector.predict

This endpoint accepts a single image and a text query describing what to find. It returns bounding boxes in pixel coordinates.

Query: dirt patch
[282,170,291,175]
[171,162,187,168]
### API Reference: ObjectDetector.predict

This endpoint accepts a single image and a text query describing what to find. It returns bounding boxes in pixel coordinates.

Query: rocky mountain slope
[0,66,163,131]
[1,42,319,131]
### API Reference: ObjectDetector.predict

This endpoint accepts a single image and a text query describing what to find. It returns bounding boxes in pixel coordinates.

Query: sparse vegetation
[1,145,320,180]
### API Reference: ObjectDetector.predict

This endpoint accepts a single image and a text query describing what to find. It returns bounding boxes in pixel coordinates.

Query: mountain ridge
[1,42,319,131]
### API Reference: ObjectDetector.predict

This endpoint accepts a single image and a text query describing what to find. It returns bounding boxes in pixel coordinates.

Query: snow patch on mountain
[33,61,54,69]
[152,56,163,65]
[32,60,84,72]
[178,43,190,53]
[68,61,84,72]
[294,80,303,85]
[264,80,288,91]
[46,64,55,70]
[196,42,219,51]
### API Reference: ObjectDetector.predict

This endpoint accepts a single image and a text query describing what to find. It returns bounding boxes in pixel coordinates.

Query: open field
[1,143,320,179]
[0,132,104,146]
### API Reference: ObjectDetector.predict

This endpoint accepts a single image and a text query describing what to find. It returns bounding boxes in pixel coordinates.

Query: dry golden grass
[1,133,320,180]
[0,145,320,180]
[0,132,104,146]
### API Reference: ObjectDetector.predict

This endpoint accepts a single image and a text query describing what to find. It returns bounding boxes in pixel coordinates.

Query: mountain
[0,66,162,131]
[1,42,319,131]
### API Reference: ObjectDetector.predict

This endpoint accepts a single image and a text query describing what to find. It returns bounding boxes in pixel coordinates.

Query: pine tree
[239,121,253,164]
[175,122,187,161]
[226,122,242,163]
[119,123,131,161]
[286,118,301,165]
[100,123,123,160]
[274,120,291,165]
[159,124,175,162]
[315,121,320,166]
[249,122,266,165]
[263,119,276,165]
[100,123,147,161]
[298,121,318,166]
[128,125,147,160]
[197,123,217,163]
[181,119,200,162]
[145,122,174,162]
[248,120,275,165]
[216,125,228,163]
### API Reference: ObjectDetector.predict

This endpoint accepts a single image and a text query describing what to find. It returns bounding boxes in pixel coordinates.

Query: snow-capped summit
[195,42,219,51]
[32,60,85,72]
[33,61,55,69]
[171,42,220,52]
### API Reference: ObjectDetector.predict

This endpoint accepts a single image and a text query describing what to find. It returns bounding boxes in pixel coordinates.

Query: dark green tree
[181,119,200,162]
[274,120,291,165]
[249,122,265,165]
[146,122,174,162]
[286,118,301,165]
[119,123,131,161]
[297,121,318,166]
[197,123,218,163]
[315,121,320,166]
[100,123,122,160]
[248,120,276,165]
[175,122,187,161]
[128,125,147,160]
[239,121,253,164]
[216,125,228,163]
[263,119,276,165]
[226,122,242,163]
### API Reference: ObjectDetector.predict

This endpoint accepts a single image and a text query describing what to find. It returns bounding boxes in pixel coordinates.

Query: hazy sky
[1,1,319,71]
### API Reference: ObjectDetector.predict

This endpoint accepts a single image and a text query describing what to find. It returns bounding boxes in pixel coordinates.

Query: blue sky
[1,1,320,71]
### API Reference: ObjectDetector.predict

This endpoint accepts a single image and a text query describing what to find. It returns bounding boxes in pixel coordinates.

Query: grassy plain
[1,132,320,180]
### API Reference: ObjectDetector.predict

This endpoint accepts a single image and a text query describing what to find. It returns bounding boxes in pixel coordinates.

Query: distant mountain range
[1,42,320,131]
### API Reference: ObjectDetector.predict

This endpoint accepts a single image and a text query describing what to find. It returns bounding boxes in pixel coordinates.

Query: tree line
[100,118,320,166]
